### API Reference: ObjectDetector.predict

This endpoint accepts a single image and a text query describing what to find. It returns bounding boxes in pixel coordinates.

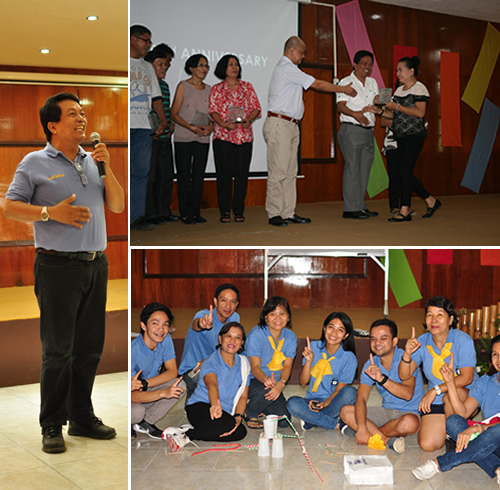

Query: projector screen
[130,0,298,176]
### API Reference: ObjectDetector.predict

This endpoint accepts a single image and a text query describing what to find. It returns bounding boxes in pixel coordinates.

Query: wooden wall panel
[132,249,500,313]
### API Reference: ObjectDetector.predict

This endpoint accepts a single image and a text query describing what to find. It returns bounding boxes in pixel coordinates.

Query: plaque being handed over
[376,88,393,106]
[191,110,210,126]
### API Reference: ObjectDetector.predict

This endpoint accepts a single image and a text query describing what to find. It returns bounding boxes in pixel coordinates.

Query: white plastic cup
[271,435,283,458]
[263,414,279,439]
[258,433,270,457]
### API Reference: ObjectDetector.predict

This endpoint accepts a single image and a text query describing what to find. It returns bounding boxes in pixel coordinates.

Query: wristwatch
[40,206,50,222]
[434,384,442,395]
[378,374,389,386]
[141,379,149,391]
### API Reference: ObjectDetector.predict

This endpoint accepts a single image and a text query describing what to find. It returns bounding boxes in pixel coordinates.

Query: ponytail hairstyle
[398,55,420,77]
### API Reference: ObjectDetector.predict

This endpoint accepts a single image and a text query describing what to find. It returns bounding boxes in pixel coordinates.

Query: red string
[192,443,241,456]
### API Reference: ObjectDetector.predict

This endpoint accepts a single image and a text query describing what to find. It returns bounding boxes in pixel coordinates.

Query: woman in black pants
[372,57,441,221]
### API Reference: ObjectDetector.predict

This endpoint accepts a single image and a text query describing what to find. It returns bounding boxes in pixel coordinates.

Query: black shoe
[193,215,207,223]
[133,420,163,439]
[285,214,311,224]
[131,425,137,439]
[163,214,181,222]
[268,216,288,227]
[42,426,66,453]
[68,417,116,440]
[361,209,379,217]
[388,212,412,222]
[342,211,369,219]
[181,217,195,225]
[131,218,155,231]
[147,217,166,225]
[422,198,442,218]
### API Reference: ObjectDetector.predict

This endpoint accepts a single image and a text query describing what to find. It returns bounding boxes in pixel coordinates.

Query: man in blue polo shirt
[4,92,125,454]
[131,303,186,439]
[179,284,240,398]
[340,319,424,454]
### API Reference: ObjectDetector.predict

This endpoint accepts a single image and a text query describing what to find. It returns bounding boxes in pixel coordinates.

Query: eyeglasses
[134,35,152,45]
[197,63,210,69]
[72,160,88,187]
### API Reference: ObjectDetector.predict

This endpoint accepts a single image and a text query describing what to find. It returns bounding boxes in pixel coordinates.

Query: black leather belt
[342,121,374,130]
[36,248,103,261]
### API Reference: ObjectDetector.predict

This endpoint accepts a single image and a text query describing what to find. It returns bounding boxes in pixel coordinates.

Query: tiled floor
[132,385,498,490]
[0,372,128,490]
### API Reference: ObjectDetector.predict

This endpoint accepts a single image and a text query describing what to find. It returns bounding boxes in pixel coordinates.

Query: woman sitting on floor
[399,295,477,451]
[163,322,250,452]
[412,334,500,485]
[287,312,358,430]
[244,296,297,429]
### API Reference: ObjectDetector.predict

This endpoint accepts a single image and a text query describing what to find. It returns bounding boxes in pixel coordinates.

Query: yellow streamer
[426,343,453,381]
[267,336,286,371]
[310,353,335,392]
[462,23,500,113]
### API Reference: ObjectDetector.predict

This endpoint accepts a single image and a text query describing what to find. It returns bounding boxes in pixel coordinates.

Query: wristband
[395,103,400,111]
[141,379,149,391]
[233,413,243,419]
[433,384,442,396]
[378,374,389,386]
[401,356,411,364]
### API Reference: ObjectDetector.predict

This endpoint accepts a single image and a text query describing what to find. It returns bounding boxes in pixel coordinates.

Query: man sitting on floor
[340,319,424,453]
[131,303,186,439]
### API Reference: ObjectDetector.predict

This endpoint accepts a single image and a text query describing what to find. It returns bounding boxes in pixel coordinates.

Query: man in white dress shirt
[337,50,379,220]
[263,36,356,227]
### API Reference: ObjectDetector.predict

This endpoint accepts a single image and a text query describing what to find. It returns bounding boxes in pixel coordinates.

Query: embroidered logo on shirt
[48,174,65,180]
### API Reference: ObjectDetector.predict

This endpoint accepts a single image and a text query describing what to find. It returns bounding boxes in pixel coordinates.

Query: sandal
[244,415,263,429]
[220,213,231,224]
[234,215,245,223]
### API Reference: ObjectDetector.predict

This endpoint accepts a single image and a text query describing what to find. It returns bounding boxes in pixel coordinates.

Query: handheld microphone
[90,132,106,179]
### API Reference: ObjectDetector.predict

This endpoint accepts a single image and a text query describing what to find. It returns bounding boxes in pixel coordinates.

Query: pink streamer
[336,0,386,88]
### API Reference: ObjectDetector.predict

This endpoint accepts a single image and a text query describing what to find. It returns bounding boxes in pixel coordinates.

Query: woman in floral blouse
[209,55,261,223]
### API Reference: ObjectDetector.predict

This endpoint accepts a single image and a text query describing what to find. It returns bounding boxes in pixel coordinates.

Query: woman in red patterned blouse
[209,55,261,223]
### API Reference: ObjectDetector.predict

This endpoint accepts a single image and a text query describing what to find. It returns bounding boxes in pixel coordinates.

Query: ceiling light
[87,15,98,21]
[40,49,50,54]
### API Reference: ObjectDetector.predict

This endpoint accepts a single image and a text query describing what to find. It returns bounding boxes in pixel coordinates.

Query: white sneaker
[161,427,198,453]
[412,460,440,480]
[387,436,405,454]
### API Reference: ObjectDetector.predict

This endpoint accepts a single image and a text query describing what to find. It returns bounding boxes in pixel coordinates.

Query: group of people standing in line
[131,288,500,485]
[130,27,441,231]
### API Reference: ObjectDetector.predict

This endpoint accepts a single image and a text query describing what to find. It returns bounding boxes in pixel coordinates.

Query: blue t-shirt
[186,350,250,414]
[304,342,357,400]
[178,307,240,375]
[131,333,176,379]
[412,329,477,403]
[468,373,500,419]
[360,347,425,413]
[245,325,297,379]
[5,143,106,252]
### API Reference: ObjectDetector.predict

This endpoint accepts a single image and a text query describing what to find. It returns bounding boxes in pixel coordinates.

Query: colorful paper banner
[440,51,462,147]
[393,45,417,89]
[480,250,500,266]
[387,250,422,308]
[367,138,389,198]
[461,98,500,193]
[462,23,500,113]
[336,0,385,88]
[427,250,454,265]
